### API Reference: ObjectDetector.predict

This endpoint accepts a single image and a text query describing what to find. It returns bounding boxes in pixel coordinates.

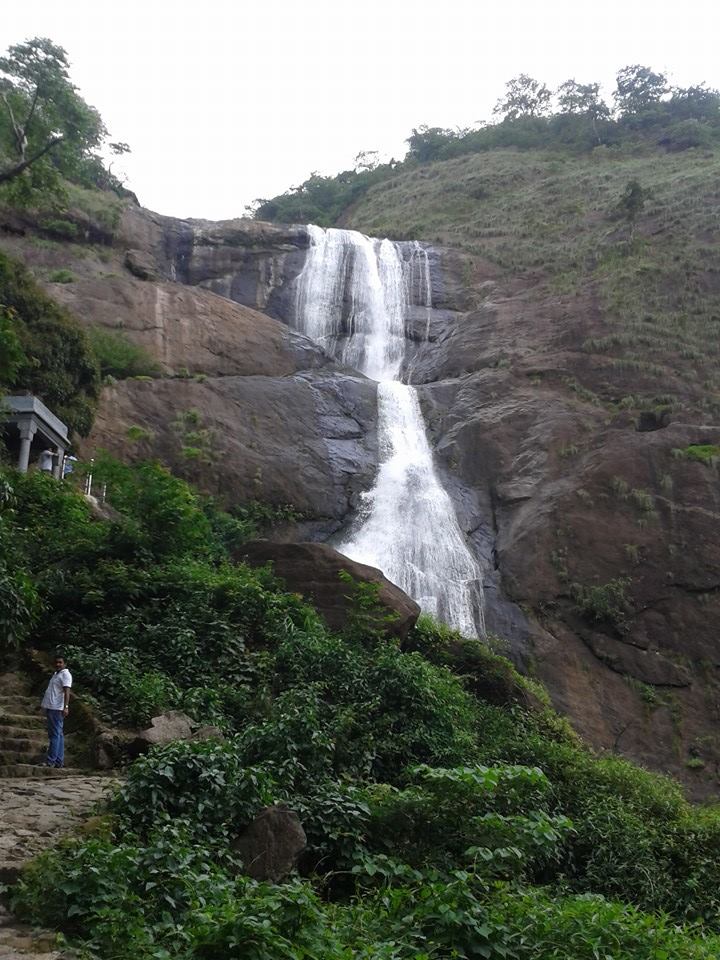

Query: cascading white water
[295,226,485,637]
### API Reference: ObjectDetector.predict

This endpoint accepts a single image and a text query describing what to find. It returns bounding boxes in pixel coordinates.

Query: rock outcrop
[238,541,421,639]
[232,805,306,882]
[0,214,379,535]
[132,711,194,753]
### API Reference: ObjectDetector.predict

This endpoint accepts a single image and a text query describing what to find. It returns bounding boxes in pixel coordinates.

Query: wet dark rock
[637,409,672,432]
[232,805,306,881]
[124,248,159,281]
[238,540,421,639]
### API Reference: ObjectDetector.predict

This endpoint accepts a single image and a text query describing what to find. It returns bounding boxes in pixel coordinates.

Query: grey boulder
[232,805,307,882]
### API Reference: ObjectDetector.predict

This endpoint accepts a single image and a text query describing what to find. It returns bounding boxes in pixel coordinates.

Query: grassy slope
[345,146,720,419]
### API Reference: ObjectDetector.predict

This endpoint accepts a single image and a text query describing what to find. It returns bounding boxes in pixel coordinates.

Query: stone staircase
[0,671,116,959]
[0,673,83,778]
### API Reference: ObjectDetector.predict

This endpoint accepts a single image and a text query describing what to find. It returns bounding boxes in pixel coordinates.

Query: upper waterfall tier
[293,225,485,637]
[294,225,431,382]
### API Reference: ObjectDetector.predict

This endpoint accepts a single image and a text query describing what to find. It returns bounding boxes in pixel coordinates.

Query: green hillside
[347,147,720,420]
[3,460,720,958]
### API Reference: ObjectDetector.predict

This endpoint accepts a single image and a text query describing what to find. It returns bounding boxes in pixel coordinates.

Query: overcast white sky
[3,0,720,219]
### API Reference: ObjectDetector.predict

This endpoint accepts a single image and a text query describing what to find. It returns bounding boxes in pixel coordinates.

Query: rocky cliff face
[0,205,377,539]
[2,196,719,797]
[406,247,720,799]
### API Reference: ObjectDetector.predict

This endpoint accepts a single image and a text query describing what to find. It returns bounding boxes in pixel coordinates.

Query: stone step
[0,736,47,753]
[0,750,48,766]
[0,715,45,729]
[0,765,87,779]
[0,677,32,697]
[0,725,44,739]
[0,695,37,708]
[0,923,60,955]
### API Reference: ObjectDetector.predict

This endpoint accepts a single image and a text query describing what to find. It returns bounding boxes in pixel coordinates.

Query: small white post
[85,458,95,497]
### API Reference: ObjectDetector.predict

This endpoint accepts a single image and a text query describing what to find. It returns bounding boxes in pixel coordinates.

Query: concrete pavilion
[2,395,69,477]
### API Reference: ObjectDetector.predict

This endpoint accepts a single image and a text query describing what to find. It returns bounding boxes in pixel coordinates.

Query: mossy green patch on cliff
[0,250,100,434]
[682,444,720,465]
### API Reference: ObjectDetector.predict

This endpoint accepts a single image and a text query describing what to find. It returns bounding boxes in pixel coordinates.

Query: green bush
[113,739,276,840]
[684,444,720,465]
[571,577,631,625]
[39,217,79,240]
[0,305,26,385]
[363,763,571,878]
[88,327,160,379]
[488,887,720,959]
[48,268,75,283]
[7,455,720,958]
[0,251,100,434]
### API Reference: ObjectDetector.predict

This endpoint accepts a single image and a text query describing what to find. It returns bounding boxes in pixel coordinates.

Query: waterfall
[295,225,485,637]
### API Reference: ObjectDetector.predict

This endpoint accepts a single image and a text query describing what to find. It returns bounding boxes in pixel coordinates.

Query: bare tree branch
[21,84,41,150]
[0,133,64,185]
[1,91,26,159]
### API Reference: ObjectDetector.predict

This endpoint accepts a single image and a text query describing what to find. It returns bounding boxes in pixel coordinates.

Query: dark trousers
[46,709,64,767]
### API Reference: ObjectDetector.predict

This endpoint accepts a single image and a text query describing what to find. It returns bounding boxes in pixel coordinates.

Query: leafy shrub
[0,305,26,384]
[113,739,276,840]
[88,327,160,379]
[0,251,100,434]
[63,646,181,725]
[684,444,720,466]
[364,764,571,878]
[39,217,79,240]
[489,887,720,959]
[571,577,631,625]
[48,268,75,283]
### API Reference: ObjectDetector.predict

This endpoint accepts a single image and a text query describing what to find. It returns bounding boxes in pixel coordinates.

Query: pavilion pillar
[52,446,65,480]
[17,420,37,474]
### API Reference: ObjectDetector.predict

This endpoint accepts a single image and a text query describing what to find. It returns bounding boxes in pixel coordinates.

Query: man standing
[41,656,72,768]
[37,448,54,473]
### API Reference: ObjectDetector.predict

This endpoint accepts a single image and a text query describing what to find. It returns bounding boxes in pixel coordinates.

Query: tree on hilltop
[493,74,552,121]
[556,79,611,143]
[557,79,610,119]
[614,64,669,116]
[406,126,459,163]
[0,37,125,202]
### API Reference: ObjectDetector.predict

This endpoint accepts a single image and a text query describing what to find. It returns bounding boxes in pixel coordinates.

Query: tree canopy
[493,74,552,121]
[0,37,126,204]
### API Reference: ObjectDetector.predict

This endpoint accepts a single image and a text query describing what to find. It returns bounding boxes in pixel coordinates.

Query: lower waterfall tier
[339,380,485,637]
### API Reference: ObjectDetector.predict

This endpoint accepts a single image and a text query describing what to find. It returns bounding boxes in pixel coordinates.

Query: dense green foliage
[1,461,719,957]
[87,326,160,380]
[254,65,720,227]
[679,444,720,466]
[0,36,129,205]
[0,250,100,433]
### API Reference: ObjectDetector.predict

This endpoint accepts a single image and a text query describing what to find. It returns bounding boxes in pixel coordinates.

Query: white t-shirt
[41,668,72,710]
[38,450,54,472]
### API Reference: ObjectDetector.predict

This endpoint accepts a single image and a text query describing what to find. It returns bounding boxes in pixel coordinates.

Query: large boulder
[238,540,420,639]
[129,710,194,757]
[124,248,159,281]
[232,805,306,881]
